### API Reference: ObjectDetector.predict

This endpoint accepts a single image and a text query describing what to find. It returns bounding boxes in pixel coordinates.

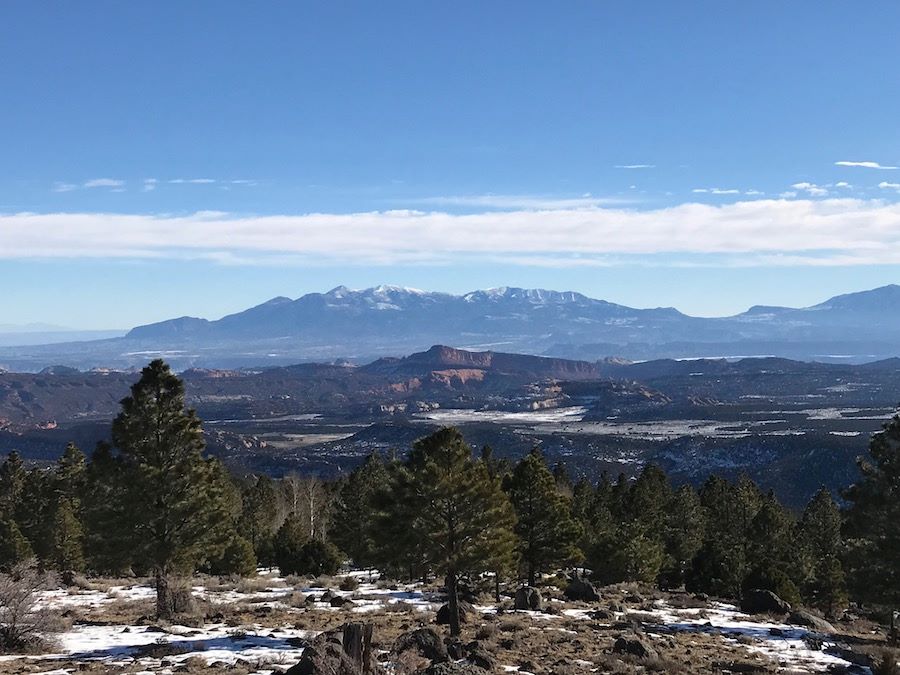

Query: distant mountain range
[2,284,900,370]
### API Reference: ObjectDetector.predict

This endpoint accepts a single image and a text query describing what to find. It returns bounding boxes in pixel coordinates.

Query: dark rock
[612,635,657,660]
[320,589,336,603]
[514,586,543,611]
[789,609,835,633]
[435,601,475,625]
[589,609,613,620]
[740,589,791,615]
[331,595,354,608]
[392,628,448,663]
[417,663,487,675]
[446,638,466,660]
[518,659,539,674]
[563,573,600,603]
[466,640,497,670]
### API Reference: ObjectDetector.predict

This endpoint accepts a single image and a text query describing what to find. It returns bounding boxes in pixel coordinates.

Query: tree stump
[342,622,374,675]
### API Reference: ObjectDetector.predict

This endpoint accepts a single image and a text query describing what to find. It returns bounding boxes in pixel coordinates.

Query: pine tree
[82,442,139,574]
[0,518,32,570]
[799,488,847,615]
[687,474,762,597]
[507,450,582,585]
[844,414,900,606]
[273,514,309,576]
[51,497,85,572]
[331,453,389,569]
[744,493,800,604]
[110,359,234,618]
[54,443,86,503]
[237,475,278,564]
[0,452,25,517]
[661,484,704,588]
[382,427,516,636]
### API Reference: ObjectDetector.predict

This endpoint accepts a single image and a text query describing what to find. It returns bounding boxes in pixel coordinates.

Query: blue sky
[2,1,900,329]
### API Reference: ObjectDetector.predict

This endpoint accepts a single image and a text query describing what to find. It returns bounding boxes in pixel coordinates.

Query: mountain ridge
[3,284,900,371]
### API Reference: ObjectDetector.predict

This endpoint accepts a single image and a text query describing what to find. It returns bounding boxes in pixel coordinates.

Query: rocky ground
[0,570,894,675]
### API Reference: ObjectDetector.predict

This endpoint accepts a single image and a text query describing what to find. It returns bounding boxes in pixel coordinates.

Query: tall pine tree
[844,415,900,606]
[381,427,516,636]
[110,360,234,618]
[506,450,582,585]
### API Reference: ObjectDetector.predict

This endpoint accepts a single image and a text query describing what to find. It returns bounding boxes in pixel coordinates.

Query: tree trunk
[447,569,461,637]
[528,563,536,587]
[342,622,374,674]
[494,572,501,603]
[155,568,170,619]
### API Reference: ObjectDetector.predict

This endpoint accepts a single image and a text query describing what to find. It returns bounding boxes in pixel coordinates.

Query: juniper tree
[844,415,900,606]
[507,450,582,585]
[383,427,516,636]
[110,359,234,618]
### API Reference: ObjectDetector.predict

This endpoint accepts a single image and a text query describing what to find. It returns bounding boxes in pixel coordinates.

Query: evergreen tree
[0,452,25,517]
[661,484,704,588]
[273,514,308,576]
[237,475,278,565]
[507,450,582,585]
[744,494,800,604]
[15,470,53,561]
[0,518,32,570]
[687,475,762,597]
[54,443,86,503]
[208,535,257,577]
[799,488,847,615]
[51,498,85,572]
[110,359,234,618]
[82,442,139,574]
[844,415,900,606]
[331,453,388,568]
[382,427,516,636]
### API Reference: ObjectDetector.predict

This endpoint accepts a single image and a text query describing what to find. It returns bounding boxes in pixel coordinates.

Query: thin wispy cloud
[52,182,77,193]
[411,194,628,209]
[614,164,655,169]
[879,181,900,191]
[142,178,158,192]
[834,160,898,170]
[3,198,900,268]
[692,188,741,195]
[84,178,125,188]
[169,178,216,184]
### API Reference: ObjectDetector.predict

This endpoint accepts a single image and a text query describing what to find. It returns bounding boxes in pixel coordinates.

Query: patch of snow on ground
[646,601,863,673]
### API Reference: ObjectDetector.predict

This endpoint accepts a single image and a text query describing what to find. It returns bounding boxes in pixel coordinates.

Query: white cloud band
[2,198,899,267]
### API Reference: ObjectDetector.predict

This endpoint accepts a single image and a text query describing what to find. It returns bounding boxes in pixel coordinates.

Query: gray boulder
[612,635,657,660]
[392,628,448,664]
[740,589,791,615]
[514,586,543,611]
[563,574,600,602]
[435,601,475,625]
[789,609,835,633]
